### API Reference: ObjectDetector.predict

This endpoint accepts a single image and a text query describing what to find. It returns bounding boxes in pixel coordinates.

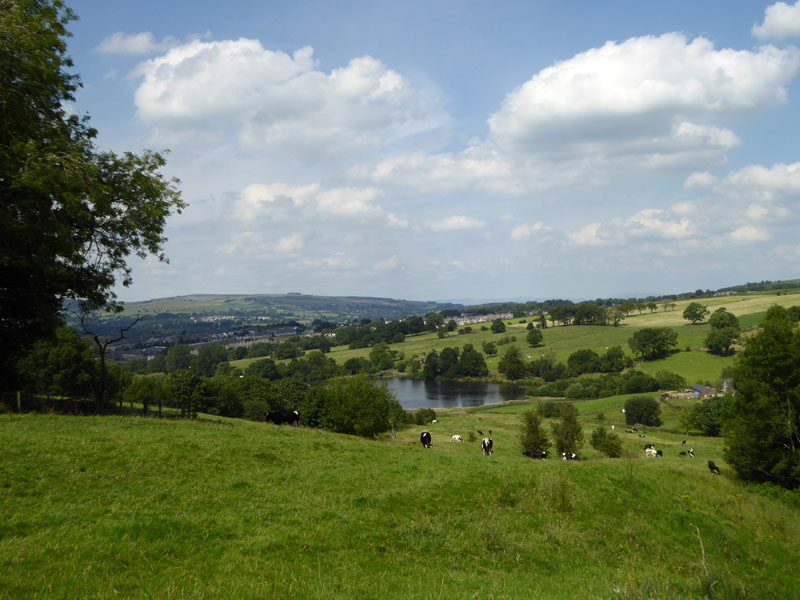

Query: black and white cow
[688,448,695,458]
[266,408,299,426]
[523,450,547,459]
[420,431,432,448]
[708,460,720,474]
[682,439,687,446]
[562,452,578,460]
[451,434,463,442]
[481,437,493,456]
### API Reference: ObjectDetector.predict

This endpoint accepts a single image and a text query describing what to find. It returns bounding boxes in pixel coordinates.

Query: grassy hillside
[2,411,799,599]
[230,291,800,386]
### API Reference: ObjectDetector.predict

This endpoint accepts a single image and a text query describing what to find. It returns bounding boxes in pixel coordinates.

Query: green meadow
[2,410,799,599]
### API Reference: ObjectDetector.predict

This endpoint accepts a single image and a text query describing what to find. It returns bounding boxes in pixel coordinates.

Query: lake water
[381,378,525,410]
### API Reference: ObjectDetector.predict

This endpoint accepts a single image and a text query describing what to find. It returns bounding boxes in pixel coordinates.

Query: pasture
[2,409,799,599]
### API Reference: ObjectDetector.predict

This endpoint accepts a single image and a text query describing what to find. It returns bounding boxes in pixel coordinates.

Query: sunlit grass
[2,413,798,599]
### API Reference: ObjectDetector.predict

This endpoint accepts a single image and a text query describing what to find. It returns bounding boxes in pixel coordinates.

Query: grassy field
[2,411,799,599]
[231,292,800,387]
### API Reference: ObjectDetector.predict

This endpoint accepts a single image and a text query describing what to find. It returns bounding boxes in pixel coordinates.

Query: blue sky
[64,0,800,302]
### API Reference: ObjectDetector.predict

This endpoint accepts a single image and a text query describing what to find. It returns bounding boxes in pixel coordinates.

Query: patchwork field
[232,292,800,386]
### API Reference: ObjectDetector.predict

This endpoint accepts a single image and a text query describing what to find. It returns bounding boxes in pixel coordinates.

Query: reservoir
[382,378,525,410]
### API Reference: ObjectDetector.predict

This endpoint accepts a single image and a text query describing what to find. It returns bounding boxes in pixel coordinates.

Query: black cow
[420,431,432,448]
[644,443,655,450]
[266,408,299,426]
[708,460,720,474]
[679,451,687,456]
[477,430,483,436]
[656,449,663,458]
[481,437,493,456]
[523,450,547,459]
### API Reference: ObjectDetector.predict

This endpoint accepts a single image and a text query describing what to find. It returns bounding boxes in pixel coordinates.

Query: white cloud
[510,222,547,240]
[729,226,771,242]
[753,1,800,40]
[489,33,799,165]
[274,233,304,253]
[132,40,445,157]
[97,32,177,55]
[386,213,409,228]
[236,183,319,220]
[568,223,608,246]
[316,187,382,216]
[429,216,485,232]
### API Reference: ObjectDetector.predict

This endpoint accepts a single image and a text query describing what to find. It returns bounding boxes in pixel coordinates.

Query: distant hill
[121,293,460,323]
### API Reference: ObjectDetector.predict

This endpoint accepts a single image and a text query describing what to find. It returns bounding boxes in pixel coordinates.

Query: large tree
[683,302,710,324]
[724,306,800,488]
[1,0,184,387]
[628,327,678,360]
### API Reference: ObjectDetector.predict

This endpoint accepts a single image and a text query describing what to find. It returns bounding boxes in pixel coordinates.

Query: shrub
[590,427,623,457]
[564,382,587,399]
[551,404,583,455]
[624,396,662,427]
[537,400,563,418]
[519,410,550,454]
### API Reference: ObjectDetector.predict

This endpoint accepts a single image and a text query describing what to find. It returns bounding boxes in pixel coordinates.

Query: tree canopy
[683,302,710,324]
[628,327,678,360]
[723,306,800,488]
[1,0,184,386]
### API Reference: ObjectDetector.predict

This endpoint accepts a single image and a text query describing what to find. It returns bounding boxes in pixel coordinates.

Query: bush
[656,370,686,391]
[318,375,401,438]
[590,427,623,457]
[409,407,436,425]
[551,404,583,455]
[624,396,662,427]
[564,382,588,399]
[519,410,550,454]
[537,400,563,418]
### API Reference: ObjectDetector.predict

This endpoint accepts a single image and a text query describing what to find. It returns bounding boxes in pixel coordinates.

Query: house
[690,384,715,398]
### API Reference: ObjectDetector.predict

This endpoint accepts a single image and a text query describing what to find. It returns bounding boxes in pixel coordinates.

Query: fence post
[17,391,21,412]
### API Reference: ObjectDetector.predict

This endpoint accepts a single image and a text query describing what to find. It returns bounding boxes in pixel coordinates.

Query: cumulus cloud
[489,34,799,165]
[274,233,304,253]
[236,183,320,220]
[510,222,547,240]
[97,32,177,54]
[132,40,445,156]
[753,1,800,40]
[729,226,771,242]
[429,216,485,232]
[316,187,382,216]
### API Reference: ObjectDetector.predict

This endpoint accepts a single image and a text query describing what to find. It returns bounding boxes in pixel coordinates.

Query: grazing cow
[420,431,432,448]
[656,449,663,458]
[477,430,483,436]
[645,448,658,458]
[451,435,463,442]
[638,434,646,438]
[266,408,300,426]
[708,460,721,474]
[431,419,438,424]
[688,448,695,458]
[523,451,547,459]
[611,425,615,432]
[481,437,493,456]
[561,452,578,460]
[679,451,687,456]
[682,440,687,446]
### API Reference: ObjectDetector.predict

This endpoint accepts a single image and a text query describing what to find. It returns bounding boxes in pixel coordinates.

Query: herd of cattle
[419,430,722,472]
[264,408,722,474]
